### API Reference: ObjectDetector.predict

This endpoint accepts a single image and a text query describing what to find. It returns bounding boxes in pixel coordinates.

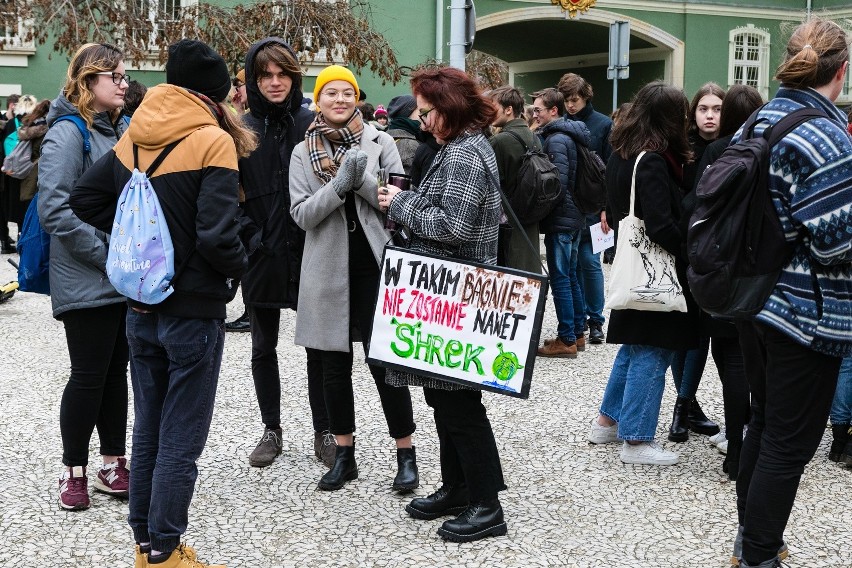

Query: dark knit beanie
[166,40,232,103]
[387,95,417,119]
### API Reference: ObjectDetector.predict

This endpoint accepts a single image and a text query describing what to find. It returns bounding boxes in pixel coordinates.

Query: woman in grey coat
[380,67,507,544]
[37,43,129,511]
[289,65,417,493]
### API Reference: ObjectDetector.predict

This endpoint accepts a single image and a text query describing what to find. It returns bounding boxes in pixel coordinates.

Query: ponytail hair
[776,18,849,89]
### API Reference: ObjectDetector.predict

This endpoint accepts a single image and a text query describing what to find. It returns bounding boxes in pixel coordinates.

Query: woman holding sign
[288,65,418,493]
[379,67,507,543]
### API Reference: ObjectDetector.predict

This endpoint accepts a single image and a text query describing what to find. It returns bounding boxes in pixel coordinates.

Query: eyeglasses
[532,107,551,115]
[95,71,131,86]
[418,107,435,123]
[232,79,244,88]
[320,89,357,101]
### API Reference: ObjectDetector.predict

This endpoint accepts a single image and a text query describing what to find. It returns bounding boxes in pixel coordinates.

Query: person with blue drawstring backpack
[71,39,253,568]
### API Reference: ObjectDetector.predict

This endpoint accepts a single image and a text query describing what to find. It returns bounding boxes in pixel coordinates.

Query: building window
[130,0,195,47]
[728,25,770,100]
[839,30,852,105]
[0,0,34,49]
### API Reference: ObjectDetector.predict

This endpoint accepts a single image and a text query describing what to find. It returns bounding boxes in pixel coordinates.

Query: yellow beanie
[313,65,359,101]
[235,68,245,84]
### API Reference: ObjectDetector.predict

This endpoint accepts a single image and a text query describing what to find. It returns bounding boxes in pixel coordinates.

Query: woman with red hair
[379,67,507,543]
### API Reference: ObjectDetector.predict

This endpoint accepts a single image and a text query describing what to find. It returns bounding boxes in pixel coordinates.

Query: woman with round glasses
[378,67,507,544]
[37,42,130,511]
[289,65,418,493]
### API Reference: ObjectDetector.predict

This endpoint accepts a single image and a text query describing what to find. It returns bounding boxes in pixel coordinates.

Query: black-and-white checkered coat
[386,130,501,390]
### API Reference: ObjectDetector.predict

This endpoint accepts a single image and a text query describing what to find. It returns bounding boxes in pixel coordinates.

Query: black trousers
[248,306,328,432]
[423,387,506,502]
[710,335,750,464]
[60,303,129,466]
[314,248,415,440]
[735,321,840,565]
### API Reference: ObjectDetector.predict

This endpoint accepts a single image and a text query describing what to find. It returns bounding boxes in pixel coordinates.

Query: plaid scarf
[305,109,364,183]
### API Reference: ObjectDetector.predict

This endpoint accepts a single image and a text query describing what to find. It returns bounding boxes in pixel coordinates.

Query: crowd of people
[0,16,851,568]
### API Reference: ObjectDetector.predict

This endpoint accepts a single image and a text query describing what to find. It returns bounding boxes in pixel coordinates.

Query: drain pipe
[806,0,811,20]
[436,0,444,61]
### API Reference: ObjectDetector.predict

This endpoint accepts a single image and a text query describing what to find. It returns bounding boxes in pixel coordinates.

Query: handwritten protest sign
[367,247,548,398]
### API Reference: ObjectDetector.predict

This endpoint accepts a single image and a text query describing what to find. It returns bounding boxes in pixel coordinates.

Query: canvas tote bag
[604,151,687,313]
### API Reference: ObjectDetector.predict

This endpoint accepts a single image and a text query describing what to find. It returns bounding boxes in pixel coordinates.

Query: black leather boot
[406,484,469,520]
[668,396,691,442]
[437,497,508,543]
[829,423,850,462]
[317,444,357,491]
[392,446,419,492]
[688,398,720,436]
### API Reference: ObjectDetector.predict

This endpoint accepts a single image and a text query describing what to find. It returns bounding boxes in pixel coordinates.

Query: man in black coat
[239,37,334,469]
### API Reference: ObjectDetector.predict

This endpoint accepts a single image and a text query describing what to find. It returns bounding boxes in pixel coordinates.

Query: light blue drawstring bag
[107,141,181,304]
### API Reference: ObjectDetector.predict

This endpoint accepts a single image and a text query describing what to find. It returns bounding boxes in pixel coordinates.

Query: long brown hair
[410,67,496,141]
[63,43,124,129]
[21,100,50,127]
[776,18,849,89]
[219,103,258,158]
[717,84,764,138]
[610,81,692,163]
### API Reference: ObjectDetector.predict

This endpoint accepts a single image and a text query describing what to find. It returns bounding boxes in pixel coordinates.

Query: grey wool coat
[289,122,404,352]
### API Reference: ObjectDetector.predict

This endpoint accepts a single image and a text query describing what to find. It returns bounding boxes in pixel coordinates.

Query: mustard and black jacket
[70,84,248,319]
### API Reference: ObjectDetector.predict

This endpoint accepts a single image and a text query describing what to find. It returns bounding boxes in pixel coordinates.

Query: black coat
[239,37,314,309]
[604,151,700,351]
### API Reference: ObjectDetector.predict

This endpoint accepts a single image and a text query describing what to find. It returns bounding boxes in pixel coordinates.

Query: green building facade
[2,1,852,112]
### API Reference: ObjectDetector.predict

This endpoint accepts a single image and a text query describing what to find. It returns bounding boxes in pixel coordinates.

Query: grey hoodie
[37,92,126,317]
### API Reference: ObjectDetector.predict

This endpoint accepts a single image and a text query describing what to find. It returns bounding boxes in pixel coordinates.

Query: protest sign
[367,246,548,398]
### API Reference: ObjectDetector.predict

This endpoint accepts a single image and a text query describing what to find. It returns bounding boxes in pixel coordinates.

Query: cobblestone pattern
[0,258,848,567]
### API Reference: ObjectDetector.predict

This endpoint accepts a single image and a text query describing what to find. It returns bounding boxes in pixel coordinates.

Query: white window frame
[129,0,196,51]
[0,0,35,59]
[728,24,770,100]
[839,29,852,105]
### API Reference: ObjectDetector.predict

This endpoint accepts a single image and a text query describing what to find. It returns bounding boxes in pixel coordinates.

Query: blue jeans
[831,357,852,424]
[575,237,605,325]
[544,231,585,342]
[671,337,710,398]
[126,310,225,554]
[600,344,676,441]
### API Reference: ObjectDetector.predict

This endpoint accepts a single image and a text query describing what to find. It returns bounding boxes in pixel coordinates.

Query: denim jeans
[600,344,676,441]
[831,357,852,424]
[671,337,710,399]
[735,321,840,566]
[544,231,585,342]
[575,237,605,325]
[126,310,225,555]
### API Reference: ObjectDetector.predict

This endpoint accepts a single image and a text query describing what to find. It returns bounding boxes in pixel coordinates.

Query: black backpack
[686,106,826,319]
[503,130,561,225]
[571,141,607,214]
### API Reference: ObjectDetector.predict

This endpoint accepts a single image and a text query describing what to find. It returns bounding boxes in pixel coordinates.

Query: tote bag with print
[604,151,687,313]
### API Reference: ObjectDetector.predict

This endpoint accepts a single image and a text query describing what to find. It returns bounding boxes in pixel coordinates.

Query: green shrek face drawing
[491,342,523,382]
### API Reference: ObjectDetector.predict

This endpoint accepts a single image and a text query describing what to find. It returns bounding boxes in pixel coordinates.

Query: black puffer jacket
[537,117,589,234]
[239,37,314,309]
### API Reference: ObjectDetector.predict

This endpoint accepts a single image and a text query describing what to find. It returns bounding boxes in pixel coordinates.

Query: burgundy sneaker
[59,466,90,511]
[94,457,130,497]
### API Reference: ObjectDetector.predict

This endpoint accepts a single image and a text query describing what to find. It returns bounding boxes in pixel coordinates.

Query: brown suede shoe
[576,336,586,351]
[313,430,336,469]
[537,338,578,358]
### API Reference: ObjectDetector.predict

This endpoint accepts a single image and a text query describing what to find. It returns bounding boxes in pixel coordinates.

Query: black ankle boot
[406,484,469,520]
[668,397,691,442]
[392,446,419,492]
[829,423,850,462]
[437,498,508,543]
[688,398,720,436]
[317,444,357,491]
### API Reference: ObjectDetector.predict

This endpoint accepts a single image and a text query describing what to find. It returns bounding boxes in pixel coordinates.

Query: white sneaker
[588,417,619,444]
[620,441,679,465]
[716,439,728,455]
[708,430,727,446]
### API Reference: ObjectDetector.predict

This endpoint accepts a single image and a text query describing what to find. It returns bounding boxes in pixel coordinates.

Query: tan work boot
[135,544,149,568]
[537,337,578,358]
[148,544,225,567]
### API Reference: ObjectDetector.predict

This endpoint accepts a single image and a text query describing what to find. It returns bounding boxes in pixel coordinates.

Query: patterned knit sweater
[735,87,852,356]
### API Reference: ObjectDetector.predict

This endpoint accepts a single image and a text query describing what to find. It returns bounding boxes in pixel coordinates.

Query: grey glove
[352,150,368,188]
[331,149,365,197]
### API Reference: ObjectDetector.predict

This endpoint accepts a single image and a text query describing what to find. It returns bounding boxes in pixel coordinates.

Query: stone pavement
[0,257,849,568]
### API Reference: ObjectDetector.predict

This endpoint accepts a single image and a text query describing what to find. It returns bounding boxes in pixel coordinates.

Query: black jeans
[248,305,328,432]
[710,335,750,463]
[60,303,129,466]
[736,321,840,565]
[423,387,506,503]
[315,249,415,440]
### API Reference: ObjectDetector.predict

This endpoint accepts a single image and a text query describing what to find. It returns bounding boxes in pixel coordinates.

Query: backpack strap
[132,140,182,175]
[504,129,530,152]
[52,115,91,155]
